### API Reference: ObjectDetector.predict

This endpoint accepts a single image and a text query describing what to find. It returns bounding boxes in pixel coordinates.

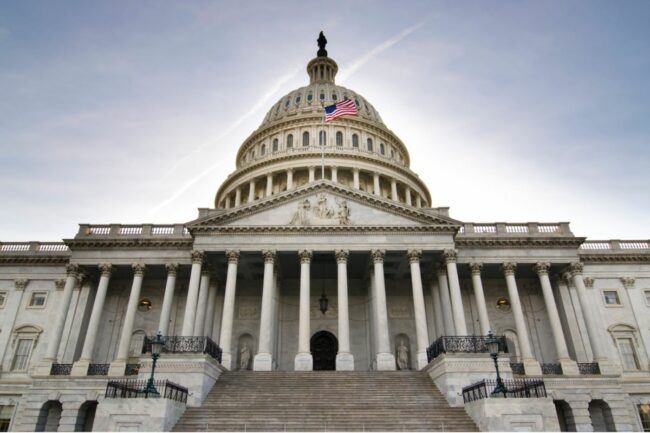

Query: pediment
[187,181,461,233]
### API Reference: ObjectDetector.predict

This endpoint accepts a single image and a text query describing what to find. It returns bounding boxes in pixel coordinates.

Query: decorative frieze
[55,279,66,290]
[583,277,595,288]
[14,279,28,290]
[620,277,635,288]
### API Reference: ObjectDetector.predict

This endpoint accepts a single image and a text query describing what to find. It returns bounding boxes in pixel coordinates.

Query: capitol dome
[215,34,432,210]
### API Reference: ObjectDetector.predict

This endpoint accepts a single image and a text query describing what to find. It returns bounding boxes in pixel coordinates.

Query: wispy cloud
[338,20,427,83]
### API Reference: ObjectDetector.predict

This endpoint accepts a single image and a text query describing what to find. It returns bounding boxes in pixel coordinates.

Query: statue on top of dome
[317,31,328,57]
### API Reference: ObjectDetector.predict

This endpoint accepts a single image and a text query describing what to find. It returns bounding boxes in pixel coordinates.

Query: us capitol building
[0,35,649,432]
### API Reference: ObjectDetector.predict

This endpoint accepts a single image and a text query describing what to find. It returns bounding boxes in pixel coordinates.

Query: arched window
[260,144,266,156]
[319,92,325,101]
[284,98,290,108]
[302,131,310,147]
[336,131,343,146]
[319,130,326,146]
[307,92,313,103]
[352,134,359,148]
[251,150,255,159]
[295,95,301,105]
[380,143,385,155]
[287,134,293,148]
[272,138,279,152]
[332,93,337,101]
[367,138,373,152]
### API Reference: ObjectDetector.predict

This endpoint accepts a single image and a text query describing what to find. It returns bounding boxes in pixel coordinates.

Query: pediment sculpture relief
[289,193,351,226]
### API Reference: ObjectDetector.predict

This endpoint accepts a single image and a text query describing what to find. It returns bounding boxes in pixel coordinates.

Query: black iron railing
[50,363,72,376]
[426,336,508,361]
[541,363,563,375]
[578,362,601,375]
[142,336,223,363]
[462,378,547,403]
[125,363,141,376]
[510,362,525,375]
[87,363,109,376]
[105,379,188,403]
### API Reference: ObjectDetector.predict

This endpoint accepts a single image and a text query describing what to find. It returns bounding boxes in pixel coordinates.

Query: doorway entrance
[311,331,338,370]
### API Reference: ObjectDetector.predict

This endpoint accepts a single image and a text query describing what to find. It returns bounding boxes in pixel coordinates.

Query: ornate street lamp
[319,291,329,315]
[486,330,507,397]
[145,331,165,396]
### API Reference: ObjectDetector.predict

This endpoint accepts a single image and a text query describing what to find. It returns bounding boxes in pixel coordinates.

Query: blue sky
[1,1,648,241]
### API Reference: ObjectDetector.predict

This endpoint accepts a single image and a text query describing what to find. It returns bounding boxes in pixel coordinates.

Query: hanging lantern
[319,292,329,315]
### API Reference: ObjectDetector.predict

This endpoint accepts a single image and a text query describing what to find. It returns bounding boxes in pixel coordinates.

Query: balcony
[426,335,508,362]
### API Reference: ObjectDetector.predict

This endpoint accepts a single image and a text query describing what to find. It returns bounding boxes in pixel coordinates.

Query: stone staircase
[173,371,478,431]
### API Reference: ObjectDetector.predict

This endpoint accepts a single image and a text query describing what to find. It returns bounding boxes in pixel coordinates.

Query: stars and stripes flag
[324,98,358,122]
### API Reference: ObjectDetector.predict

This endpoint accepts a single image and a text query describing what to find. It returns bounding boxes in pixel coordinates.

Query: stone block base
[253,353,273,371]
[33,360,54,376]
[70,360,90,377]
[108,360,126,377]
[94,396,186,431]
[335,352,354,371]
[523,358,542,376]
[221,352,232,370]
[464,397,560,431]
[416,351,429,370]
[595,358,621,376]
[294,352,313,371]
[559,359,580,376]
[375,352,396,371]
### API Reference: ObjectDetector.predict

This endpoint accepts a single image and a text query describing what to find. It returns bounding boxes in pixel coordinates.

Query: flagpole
[320,102,325,180]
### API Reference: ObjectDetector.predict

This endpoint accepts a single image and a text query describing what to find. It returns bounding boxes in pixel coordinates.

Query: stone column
[371,249,397,370]
[181,251,204,336]
[569,262,615,374]
[429,277,445,338]
[225,195,231,209]
[373,173,381,196]
[335,250,354,370]
[308,166,316,183]
[331,166,338,183]
[219,250,240,369]
[158,263,178,336]
[295,249,313,371]
[203,279,218,338]
[235,187,241,206]
[44,264,79,361]
[416,195,422,208]
[353,168,360,189]
[254,250,276,371]
[502,262,541,375]
[436,264,455,335]
[408,250,430,369]
[534,262,578,375]
[193,266,212,336]
[287,169,294,190]
[248,179,256,202]
[405,186,412,206]
[72,264,112,376]
[265,174,273,197]
[109,263,146,375]
[469,263,490,335]
[390,179,398,201]
[443,250,468,335]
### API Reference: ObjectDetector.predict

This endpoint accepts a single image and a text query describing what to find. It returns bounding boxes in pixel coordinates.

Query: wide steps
[173,371,477,432]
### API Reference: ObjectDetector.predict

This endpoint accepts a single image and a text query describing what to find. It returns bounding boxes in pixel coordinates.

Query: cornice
[64,238,193,250]
[0,255,70,265]
[194,225,455,235]
[455,237,586,249]
[579,253,650,264]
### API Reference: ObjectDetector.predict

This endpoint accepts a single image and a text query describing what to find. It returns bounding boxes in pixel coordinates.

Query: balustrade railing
[125,364,141,376]
[458,222,572,236]
[0,242,70,254]
[462,379,547,403]
[580,240,650,251]
[541,363,563,375]
[577,362,601,375]
[77,224,189,238]
[105,379,188,403]
[87,363,109,376]
[510,362,525,375]
[50,363,73,376]
[142,336,223,363]
[426,335,508,362]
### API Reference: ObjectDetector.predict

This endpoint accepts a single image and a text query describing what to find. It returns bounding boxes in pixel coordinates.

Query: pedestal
[335,352,354,371]
[595,358,621,376]
[559,359,580,376]
[375,352,396,371]
[70,360,90,377]
[523,358,542,376]
[108,360,126,377]
[253,353,273,371]
[33,360,54,376]
[416,351,429,370]
[294,352,313,371]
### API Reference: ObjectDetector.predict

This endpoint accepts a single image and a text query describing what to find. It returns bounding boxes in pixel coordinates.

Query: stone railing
[105,379,188,403]
[462,378,547,403]
[50,363,73,376]
[457,222,573,236]
[579,240,650,251]
[76,224,190,239]
[142,336,223,364]
[0,242,70,254]
[426,335,508,362]
[577,362,601,375]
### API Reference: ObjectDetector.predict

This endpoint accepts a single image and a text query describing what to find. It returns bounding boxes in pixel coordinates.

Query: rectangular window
[0,292,6,308]
[618,338,639,370]
[28,292,47,308]
[603,290,621,306]
[11,339,33,371]
[0,405,14,432]
[639,404,650,432]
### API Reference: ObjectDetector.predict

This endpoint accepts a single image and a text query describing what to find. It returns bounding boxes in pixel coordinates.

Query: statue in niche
[396,340,409,370]
[239,342,251,370]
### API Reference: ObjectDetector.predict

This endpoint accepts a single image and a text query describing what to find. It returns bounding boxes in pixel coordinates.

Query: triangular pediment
[187,181,461,233]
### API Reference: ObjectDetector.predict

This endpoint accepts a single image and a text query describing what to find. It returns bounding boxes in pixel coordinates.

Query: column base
[33,360,54,376]
[416,351,429,370]
[335,352,354,371]
[253,353,273,371]
[375,352,396,371]
[221,352,232,370]
[294,352,313,371]
[71,360,90,377]
[559,358,580,375]
[108,360,127,377]
[522,358,542,376]
[595,357,620,376]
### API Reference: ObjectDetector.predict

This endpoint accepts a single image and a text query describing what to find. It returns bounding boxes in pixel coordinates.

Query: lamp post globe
[145,331,165,396]
[486,331,507,397]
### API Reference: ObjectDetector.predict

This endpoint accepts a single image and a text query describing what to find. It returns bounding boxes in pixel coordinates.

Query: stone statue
[240,342,251,370]
[396,340,409,370]
[317,31,327,57]
[336,199,350,225]
[314,193,334,219]
[290,199,312,225]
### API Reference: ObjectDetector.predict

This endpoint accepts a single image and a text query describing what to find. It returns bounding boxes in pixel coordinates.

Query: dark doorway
[311,331,338,370]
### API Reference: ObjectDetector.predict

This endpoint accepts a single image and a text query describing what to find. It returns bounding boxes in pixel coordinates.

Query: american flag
[324,99,358,122]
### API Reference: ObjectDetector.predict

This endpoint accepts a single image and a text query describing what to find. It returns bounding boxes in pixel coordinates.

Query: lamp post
[486,330,507,397]
[145,331,165,396]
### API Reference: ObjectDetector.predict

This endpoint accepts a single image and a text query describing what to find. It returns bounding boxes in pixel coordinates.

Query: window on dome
[272,139,278,152]
[287,134,293,148]
[302,131,310,147]
[319,93,325,101]
[367,138,373,152]
[295,95,301,104]
[307,93,313,102]
[380,143,385,155]
[260,144,266,156]
[352,134,359,148]
[390,149,395,158]
[319,131,326,146]
[285,98,290,108]
[355,99,360,108]
[251,150,255,159]
[332,93,337,101]
[364,102,370,112]
[336,131,343,146]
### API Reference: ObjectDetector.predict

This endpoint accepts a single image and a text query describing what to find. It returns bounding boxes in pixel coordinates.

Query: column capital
[65,263,80,278]
[14,279,28,291]
[75,271,87,288]
[620,277,635,288]
[98,263,113,277]
[132,263,146,277]
[371,249,385,264]
[335,249,349,264]
[191,250,205,264]
[583,277,595,288]
[442,249,457,264]
[469,262,483,275]
[298,249,313,264]
[569,261,584,276]
[533,262,551,275]
[262,249,277,264]
[433,261,446,276]
[225,249,240,264]
[353,167,360,173]
[287,167,294,173]
[201,264,214,277]
[407,249,422,264]
[501,262,517,276]
[165,263,179,276]
[55,279,66,290]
